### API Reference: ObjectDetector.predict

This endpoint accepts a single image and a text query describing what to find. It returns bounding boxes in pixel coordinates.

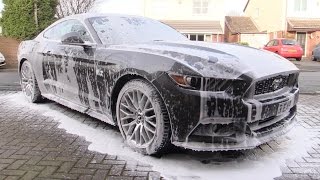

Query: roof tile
[225,16,260,34]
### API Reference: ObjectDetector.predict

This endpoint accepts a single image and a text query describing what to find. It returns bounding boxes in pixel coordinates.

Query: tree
[56,0,96,18]
[1,0,57,40]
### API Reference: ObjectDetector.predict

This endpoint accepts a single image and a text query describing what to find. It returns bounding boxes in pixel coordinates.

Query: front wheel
[20,61,43,103]
[116,79,171,155]
[296,57,302,61]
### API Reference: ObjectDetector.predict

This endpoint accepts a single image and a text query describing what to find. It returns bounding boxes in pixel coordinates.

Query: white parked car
[0,52,5,67]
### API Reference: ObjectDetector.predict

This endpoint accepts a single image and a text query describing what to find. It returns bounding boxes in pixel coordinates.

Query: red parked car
[263,38,303,61]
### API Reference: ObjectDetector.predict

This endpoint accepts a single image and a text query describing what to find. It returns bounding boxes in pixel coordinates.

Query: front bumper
[154,73,299,151]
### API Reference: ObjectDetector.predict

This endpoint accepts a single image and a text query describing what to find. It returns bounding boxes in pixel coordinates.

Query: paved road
[0,92,162,180]
[299,72,320,94]
[0,92,320,179]
[0,69,20,91]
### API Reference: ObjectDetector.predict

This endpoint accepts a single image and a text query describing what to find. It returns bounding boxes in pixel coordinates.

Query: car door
[42,20,99,109]
[272,39,280,53]
[58,20,101,109]
[264,40,275,52]
[40,22,66,95]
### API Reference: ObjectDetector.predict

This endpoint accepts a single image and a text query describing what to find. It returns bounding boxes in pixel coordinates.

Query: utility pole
[34,0,39,30]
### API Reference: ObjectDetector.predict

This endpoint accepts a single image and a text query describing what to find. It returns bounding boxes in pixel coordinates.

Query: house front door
[296,32,307,56]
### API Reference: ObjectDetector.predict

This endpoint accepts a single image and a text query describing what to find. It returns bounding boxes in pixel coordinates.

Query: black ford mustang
[18,13,299,155]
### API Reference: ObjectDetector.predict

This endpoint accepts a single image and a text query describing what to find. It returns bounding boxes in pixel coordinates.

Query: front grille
[255,75,291,95]
[204,79,233,92]
[204,78,249,96]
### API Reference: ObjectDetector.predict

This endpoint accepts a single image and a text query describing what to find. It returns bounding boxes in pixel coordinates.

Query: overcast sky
[93,0,247,15]
[0,0,247,15]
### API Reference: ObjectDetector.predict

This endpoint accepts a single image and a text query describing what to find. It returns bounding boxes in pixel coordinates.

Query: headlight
[169,73,248,96]
[169,74,201,90]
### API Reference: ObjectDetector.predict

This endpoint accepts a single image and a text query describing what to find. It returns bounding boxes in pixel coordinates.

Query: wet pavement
[0,91,320,179]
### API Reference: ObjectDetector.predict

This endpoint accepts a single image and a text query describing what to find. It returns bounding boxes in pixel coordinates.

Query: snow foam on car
[1,92,315,180]
[111,43,249,79]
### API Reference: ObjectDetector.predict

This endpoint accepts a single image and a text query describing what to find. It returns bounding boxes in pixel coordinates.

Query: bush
[1,0,57,40]
[238,42,250,46]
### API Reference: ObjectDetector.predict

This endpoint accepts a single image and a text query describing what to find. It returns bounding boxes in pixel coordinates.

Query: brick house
[224,16,267,48]
[144,0,226,42]
[244,0,320,59]
[162,20,223,42]
[100,0,228,42]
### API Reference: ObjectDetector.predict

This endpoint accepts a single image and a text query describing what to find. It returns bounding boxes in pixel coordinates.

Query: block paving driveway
[0,91,320,180]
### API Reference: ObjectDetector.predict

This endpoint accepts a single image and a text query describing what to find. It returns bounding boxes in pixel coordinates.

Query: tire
[312,56,318,61]
[20,61,43,103]
[116,79,171,155]
[296,57,302,61]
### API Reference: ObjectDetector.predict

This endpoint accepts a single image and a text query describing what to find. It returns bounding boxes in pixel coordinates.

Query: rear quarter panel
[17,40,40,71]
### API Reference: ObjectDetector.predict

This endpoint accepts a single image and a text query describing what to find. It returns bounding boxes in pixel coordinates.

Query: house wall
[145,0,225,20]
[245,0,320,59]
[244,0,286,32]
[144,0,225,30]
[212,34,224,42]
[306,31,320,57]
[240,33,268,48]
[286,0,320,18]
[224,23,239,43]
[0,36,20,69]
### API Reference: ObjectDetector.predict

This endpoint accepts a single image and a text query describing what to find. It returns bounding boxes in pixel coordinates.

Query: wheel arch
[19,58,28,73]
[110,73,172,127]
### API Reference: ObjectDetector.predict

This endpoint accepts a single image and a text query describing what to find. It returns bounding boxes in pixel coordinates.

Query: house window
[294,0,307,12]
[198,35,204,41]
[193,0,209,14]
[190,34,197,41]
[186,34,211,41]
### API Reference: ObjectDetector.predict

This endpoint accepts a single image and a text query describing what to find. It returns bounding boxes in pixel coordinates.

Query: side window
[273,40,279,46]
[70,24,91,42]
[266,40,274,47]
[43,20,92,42]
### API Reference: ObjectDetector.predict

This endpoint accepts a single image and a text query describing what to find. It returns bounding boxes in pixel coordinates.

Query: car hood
[110,41,299,79]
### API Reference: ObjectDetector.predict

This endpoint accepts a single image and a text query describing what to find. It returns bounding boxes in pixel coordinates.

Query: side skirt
[42,93,115,126]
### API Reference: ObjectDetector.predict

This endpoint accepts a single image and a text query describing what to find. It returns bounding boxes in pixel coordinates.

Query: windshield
[281,39,298,45]
[88,16,188,44]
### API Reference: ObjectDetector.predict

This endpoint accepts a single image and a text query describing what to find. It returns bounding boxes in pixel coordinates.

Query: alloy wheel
[119,89,157,148]
[20,62,34,101]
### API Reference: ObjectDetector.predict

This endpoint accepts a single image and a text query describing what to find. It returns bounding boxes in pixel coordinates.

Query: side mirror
[61,32,85,45]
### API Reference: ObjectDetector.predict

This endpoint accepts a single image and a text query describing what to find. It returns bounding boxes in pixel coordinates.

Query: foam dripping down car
[17,13,299,155]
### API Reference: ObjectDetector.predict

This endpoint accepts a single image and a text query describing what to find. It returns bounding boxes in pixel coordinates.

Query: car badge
[272,78,283,90]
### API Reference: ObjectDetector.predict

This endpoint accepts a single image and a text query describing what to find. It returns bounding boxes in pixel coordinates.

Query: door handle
[96,68,104,76]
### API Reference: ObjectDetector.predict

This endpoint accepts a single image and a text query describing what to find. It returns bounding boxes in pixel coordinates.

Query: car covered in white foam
[18,13,300,155]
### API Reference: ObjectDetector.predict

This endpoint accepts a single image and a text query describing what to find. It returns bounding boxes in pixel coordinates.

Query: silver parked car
[312,43,320,61]
[0,52,5,67]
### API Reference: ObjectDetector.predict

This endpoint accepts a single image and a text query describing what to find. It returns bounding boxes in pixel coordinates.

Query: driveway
[0,91,320,180]
[0,68,20,91]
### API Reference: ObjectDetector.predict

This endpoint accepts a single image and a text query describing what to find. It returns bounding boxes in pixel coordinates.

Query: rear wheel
[296,57,302,61]
[20,61,43,103]
[116,79,171,155]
